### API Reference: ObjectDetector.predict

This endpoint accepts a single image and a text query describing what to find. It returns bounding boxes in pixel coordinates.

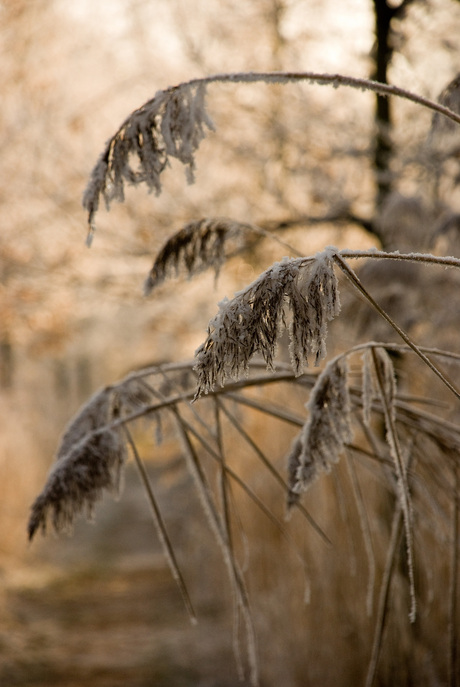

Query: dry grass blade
[213,398,233,552]
[449,456,459,686]
[144,218,249,294]
[224,389,308,427]
[365,504,404,687]
[28,387,127,540]
[177,404,305,553]
[219,398,293,493]
[213,398,313,600]
[334,253,460,402]
[345,452,376,617]
[212,397,262,675]
[370,347,416,623]
[194,249,340,399]
[124,426,197,625]
[172,406,258,686]
[221,392,332,545]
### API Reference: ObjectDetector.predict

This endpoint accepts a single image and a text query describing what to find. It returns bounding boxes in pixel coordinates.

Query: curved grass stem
[333,253,460,402]
[124,426,197,624]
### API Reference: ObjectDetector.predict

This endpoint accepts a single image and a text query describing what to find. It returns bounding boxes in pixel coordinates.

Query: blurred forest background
[1,0,460,685]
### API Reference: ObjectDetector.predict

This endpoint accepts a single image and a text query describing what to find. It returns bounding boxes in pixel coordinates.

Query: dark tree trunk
[372,0,395,208]
[371,0,415,210]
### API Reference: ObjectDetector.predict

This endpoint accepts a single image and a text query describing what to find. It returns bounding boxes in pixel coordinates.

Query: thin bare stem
[222,392,331,545]
[365,504,404,687]
[371,348,416,622]
[248,223,304,257]
[223,391,306,427]
[175,406,316,556]
[172,406,259,686]
[84,72,460,235]
[146,71,460,126]
[340,249,460,270]
[334,253,460,402]
[123,427,197,624]
[346,452,376,617]
[449,455,459,687]
[213,398,233,549]
[219,399,295,491]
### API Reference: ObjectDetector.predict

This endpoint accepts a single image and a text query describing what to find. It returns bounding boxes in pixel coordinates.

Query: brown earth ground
[0,461,252,687]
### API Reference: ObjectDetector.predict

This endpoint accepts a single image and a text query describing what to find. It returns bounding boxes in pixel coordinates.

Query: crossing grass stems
[29,72,460,686]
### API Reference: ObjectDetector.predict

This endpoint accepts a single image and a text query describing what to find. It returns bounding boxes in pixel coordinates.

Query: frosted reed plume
[32,60,460,685]
[82,72,460,241]
[82,83,214,243]
[194,248,340,399]
[144,217,248,294]
[28,381,151,540]
[287,357,352,506]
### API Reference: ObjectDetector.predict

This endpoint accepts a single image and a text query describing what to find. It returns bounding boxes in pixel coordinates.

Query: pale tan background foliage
[1,0,460,685]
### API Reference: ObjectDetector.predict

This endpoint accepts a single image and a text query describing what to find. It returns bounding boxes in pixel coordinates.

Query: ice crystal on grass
[28,387,131,539]
[83,83,214,240]
[288,357,352,505]
[144,218,247,294]
[194,249,340,399]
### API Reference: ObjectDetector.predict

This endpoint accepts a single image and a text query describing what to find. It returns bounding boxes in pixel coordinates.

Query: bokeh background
[1,0,460,685]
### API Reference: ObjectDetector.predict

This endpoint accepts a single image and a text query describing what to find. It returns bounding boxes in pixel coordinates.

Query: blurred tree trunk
[372,0,394,208]
[372,0,415,211]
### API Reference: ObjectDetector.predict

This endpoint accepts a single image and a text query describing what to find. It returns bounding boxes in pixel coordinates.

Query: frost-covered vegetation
[28,61,460,687]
